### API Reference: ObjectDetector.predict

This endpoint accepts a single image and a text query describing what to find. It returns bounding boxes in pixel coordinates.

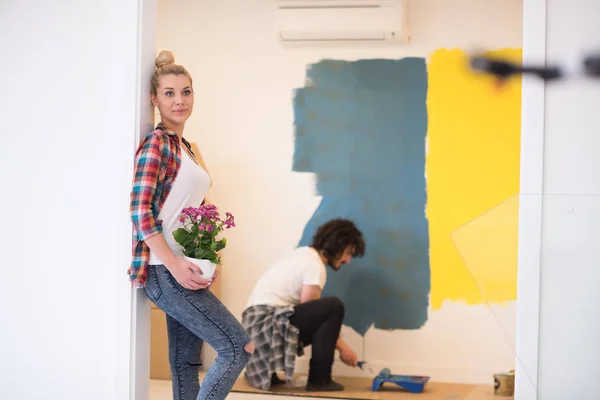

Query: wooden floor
[150,379,309,400]
[150,375,511,400]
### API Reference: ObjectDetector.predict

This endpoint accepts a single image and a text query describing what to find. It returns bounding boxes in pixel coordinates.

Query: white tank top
[149,145,211,265]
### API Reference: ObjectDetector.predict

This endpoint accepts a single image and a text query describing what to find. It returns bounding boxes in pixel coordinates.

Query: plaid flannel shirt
[241,305,304,390]
[128,122,193,288]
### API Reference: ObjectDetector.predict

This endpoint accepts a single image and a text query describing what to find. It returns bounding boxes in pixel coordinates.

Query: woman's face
[151,74,194,129]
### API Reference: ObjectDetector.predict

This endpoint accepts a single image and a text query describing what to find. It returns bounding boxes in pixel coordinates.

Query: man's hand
[339,346,358,367]
[337,339,358,367]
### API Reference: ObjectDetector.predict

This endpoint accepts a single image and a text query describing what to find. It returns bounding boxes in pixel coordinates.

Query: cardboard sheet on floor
[232,376,505,399]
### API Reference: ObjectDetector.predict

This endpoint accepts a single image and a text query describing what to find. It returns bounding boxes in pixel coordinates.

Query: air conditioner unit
[275,0,409,46]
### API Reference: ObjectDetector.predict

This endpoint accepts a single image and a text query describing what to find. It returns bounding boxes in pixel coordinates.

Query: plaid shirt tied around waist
[241,304,304,390]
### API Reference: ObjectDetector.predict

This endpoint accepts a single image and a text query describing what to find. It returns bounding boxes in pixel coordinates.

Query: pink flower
[224,212,235,228]
[174,203,236,266]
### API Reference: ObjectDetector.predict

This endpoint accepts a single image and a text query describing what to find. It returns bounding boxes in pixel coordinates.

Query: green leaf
[173,228,191,247]
[215,239,226,252]
[185,244,196,256]
[194,247,207,260]
[206,253,218,264]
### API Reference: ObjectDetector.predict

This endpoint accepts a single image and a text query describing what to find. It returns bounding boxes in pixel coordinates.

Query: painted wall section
[293,59,430,335]
[426,48,522,309]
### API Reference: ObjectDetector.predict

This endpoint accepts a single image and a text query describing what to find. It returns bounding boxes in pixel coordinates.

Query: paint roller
[357,361,377,376]
[469,49,600,82]
[470,54,562,82]
[358,362,392,379]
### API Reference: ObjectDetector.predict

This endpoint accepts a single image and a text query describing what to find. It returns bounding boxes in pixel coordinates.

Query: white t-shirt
[149,145,211,265]
[246,246,327,308]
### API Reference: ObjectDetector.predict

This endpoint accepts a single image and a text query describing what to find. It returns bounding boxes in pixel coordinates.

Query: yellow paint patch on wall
[426,48,522,309]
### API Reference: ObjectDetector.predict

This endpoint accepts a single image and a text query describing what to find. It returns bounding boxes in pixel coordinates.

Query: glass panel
[451,194,536,398]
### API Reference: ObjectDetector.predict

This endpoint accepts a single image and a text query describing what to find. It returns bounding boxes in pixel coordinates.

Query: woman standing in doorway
[129,50,254,400]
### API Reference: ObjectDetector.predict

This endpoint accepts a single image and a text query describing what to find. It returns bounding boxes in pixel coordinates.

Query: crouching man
[241,218,365,392]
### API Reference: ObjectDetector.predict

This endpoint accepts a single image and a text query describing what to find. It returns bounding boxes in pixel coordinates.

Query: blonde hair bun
[155,50,175,69]
[150,50,192,95]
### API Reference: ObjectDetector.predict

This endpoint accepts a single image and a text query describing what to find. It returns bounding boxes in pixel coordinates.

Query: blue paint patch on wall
[293,59,430,336]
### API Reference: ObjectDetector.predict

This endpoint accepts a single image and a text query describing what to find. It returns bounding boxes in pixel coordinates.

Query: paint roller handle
[583,54,600,77]
[470,56,519,78]
[470,55,562,81]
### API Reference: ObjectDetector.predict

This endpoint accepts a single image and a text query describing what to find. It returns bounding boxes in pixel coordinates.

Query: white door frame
[127,1,546,398]
[130,0,158,399]
[515,0,546,398]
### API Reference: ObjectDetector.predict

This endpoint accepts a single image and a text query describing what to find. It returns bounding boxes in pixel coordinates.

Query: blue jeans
[145,265,252,400]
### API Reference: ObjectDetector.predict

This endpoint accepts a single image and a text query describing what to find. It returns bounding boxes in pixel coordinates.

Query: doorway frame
[128,0,546,398]
[515,0,546,398]
[130,0,158,399]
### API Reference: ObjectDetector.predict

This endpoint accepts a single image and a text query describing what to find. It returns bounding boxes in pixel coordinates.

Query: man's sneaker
[271,373,286,386]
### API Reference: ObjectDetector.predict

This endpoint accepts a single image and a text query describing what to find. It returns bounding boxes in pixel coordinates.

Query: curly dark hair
[311,218,365,262]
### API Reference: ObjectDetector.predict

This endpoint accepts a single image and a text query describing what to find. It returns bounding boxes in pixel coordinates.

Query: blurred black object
[582,54,600,77]
[470,55,562,81]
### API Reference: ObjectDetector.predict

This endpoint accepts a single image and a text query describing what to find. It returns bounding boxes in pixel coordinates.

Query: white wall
[0,1,147,399]
[531,1,600,399]
[156,0,522,384]
[132,1,159,400]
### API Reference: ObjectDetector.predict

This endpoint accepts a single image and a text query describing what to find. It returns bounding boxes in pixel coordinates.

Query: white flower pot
[184,257,217,279]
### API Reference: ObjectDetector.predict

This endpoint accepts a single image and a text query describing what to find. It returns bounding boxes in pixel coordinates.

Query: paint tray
[372,368,430,393]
